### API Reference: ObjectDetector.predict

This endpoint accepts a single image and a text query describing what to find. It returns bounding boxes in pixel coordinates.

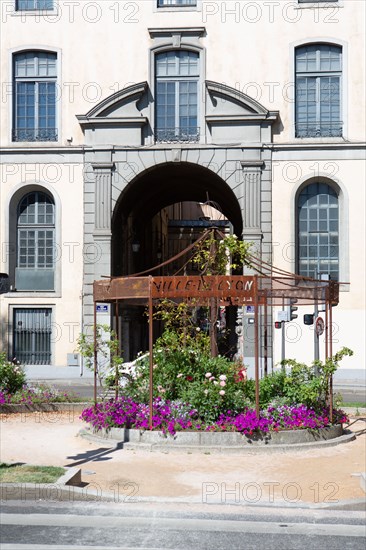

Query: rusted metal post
[263,291,268,377]
[93,302,97,406]
[148,277,154,429]
[210,297,218,357]
[325,298,329,361]
[114,301,119,400]
[254,277,260,419]
[329,299,334,423]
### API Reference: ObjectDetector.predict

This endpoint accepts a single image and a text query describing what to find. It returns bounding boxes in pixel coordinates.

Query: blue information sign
[96,305,109,313]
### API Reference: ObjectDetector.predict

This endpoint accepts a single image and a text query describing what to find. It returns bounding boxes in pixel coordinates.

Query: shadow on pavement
[64,443,123,468]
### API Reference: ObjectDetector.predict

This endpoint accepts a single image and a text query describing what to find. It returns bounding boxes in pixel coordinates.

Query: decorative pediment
[77,81,148,121]
[205,80,278,122]
[76,82,148,146]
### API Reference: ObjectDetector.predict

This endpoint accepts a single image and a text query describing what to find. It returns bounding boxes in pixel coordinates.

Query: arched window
[13,51,57,142]
[298,183,339,280]
[16,191,55,290]
[295,44,342,138]
[155,50,199,142]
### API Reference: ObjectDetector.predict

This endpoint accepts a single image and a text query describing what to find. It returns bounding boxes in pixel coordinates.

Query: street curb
[79,428,355,454]
[1,488,364,510]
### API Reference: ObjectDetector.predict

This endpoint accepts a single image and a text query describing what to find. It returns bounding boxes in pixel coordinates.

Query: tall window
[158,0,197,6]
[16,1,53,10]
[16,191,55,291]
[298,183,339,280]
[13,51,57,142]
[155,50,199,142]
[295,44,342,138]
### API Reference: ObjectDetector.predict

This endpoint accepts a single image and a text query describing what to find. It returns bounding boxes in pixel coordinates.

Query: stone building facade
[0,1,365,377]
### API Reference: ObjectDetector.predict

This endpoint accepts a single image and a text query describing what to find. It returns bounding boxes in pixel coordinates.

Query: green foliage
[257,347,354,410]
[258,371,288,406]
[153,300,210,348]
[280,347,353,409]
[77,324,124,393]
[122,330,252,422]
[0,353,26,394]
[0,464,65,484]
[192,233,252,275]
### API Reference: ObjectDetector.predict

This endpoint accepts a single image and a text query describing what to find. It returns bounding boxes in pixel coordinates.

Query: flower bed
[0,385,82,406]
[81,396,348,437]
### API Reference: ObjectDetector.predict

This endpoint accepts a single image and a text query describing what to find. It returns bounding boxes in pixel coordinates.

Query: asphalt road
[1,501,366,550]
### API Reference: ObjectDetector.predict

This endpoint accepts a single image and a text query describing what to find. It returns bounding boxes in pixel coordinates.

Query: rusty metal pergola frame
[92,229,342,427]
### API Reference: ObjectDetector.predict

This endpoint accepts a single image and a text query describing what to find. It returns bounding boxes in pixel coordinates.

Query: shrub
[121,330,253,423]
[0,353,26,394]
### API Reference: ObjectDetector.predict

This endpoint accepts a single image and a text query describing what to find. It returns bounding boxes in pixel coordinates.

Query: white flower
[213,381,218,386]
[177,373,183,378]
[205,372,212,378]
[219,375,227,381]
[204,389,209,395]
[219,390,225,396]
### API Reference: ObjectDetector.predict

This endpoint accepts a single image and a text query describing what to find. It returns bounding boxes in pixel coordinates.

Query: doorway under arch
[111,162,244,360]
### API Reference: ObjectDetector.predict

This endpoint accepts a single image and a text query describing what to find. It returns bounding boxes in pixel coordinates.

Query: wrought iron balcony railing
[12,128,58,142]
[155,127,200,143]
[158,0,197,6]
[295,122,342,138]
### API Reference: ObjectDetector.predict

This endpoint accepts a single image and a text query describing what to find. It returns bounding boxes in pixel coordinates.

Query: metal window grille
[295,44,342,138]
[158,0,196,6]
[13,51,57,142]
[298,1,337,3]
[13,308,52,365]
[298,183,339,280]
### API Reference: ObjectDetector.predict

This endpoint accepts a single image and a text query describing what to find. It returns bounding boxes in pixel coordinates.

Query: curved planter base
[80,424,354,453]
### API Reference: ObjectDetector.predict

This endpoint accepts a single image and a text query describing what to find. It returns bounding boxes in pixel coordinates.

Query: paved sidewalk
[1,411,365,508]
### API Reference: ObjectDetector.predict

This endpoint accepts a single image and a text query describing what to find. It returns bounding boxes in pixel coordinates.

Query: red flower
[186,375,193,382]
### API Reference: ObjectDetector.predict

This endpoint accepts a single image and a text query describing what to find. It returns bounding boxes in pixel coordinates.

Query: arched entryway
[111,162,244,359]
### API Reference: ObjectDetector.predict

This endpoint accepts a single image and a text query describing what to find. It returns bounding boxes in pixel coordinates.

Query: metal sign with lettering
[151,276,256,302]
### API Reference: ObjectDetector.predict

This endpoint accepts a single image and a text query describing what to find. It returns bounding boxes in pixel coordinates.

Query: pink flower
[205,372,212,378]
[209,376,215,382]
[219,381,226,387]
[219,390,225,396]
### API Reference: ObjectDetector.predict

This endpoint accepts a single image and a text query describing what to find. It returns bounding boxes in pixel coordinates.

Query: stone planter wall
[93,424,343,447]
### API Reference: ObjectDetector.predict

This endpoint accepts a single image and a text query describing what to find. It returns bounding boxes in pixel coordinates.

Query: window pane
[17,1,54,11]
[295,44,342,137]
[298,183,339,279]
[13,52,57,142]
[155,51,199,141]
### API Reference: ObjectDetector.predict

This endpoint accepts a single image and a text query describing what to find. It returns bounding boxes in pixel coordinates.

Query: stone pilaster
[92,162,114,233]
